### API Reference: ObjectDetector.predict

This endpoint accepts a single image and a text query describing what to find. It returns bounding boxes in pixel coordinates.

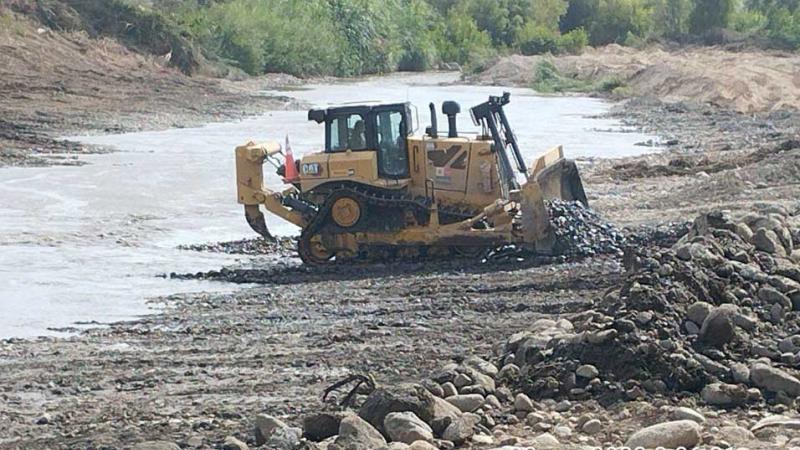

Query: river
[0,72,658,338]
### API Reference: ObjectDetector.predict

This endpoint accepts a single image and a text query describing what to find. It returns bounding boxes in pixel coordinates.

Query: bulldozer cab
[309,103,413,179]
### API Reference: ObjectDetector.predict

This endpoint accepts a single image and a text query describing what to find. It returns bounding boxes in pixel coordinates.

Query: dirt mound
[505,208,800,407]
[4,0,202,74]
[471,45,800,113]
[0,6,296,166]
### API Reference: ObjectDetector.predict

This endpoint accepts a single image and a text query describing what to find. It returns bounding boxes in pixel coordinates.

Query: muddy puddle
[0,72,659,338]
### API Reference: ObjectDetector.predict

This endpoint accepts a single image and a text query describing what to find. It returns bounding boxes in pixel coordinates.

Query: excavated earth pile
[511,208,800,406]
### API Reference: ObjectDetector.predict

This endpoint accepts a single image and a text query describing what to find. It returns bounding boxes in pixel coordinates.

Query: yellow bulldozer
[235,92,587,265]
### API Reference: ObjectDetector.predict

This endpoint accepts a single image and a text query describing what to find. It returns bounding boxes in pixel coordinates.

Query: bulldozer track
[297,183,487,265]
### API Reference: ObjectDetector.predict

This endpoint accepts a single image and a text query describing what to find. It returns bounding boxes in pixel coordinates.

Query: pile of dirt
[4,0,203,74]
[470,44,800,113]
[504,208,800,409]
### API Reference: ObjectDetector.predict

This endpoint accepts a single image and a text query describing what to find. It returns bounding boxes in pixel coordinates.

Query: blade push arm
[469,92,528,196]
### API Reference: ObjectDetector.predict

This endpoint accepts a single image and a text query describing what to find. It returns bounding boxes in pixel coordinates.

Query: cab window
[330,113,367,151]
[376,110,408,177]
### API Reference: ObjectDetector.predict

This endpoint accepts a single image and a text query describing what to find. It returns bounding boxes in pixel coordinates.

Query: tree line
[138,0,800,76]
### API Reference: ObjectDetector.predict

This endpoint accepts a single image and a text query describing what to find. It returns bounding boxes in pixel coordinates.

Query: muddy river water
[0,73,658,338]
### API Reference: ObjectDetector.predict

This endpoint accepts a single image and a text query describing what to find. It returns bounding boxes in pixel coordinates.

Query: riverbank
[0,12,303,167]
[470,44,800,114]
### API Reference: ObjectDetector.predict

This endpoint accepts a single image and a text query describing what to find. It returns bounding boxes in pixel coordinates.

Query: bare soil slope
[0,7,298,167]
[472,45,800,113]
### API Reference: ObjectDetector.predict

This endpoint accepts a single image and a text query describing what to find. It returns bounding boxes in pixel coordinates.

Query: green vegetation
[531,59,625,93]
[37,0,800,77]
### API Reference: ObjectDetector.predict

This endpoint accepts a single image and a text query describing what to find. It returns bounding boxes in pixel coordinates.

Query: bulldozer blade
[533,158,588,206]
[519,181,556,254]
[244,205,274,240]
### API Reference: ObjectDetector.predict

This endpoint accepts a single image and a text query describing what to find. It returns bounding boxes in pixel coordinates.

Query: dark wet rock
[303,412,344,442]
[699,305,737,348]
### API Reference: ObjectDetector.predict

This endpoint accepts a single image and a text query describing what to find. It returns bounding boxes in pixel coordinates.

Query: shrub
[532,59,591,92]
[558,27,589,53]
[532,59,626,93]
[764,6,800,48]
[730,8,768,33]
[518,24,561,54]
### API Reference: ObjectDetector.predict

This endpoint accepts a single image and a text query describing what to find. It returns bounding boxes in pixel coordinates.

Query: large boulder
[528,433,561,449]
[303,412,344,442]
[430,396,462,435]
[758,286,792,309]
[750,363,800,396]
[444,394,485,413]
[753,228,786,255]
[254,414,300,448]
[716,425,756,446]
[686,301,713,327]
[441,413,480,443]
[672,407,705,423]
[625,420,702,449]
[333,414,388,450]
[384,412,433,444]
[358,384,436,437]
[701,383,748,406]
[699,305,737,348]
[463,356,499,378]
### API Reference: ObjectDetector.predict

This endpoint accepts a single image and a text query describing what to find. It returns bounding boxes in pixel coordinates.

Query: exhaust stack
[442,101,461,138]
[426,102,438,138]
